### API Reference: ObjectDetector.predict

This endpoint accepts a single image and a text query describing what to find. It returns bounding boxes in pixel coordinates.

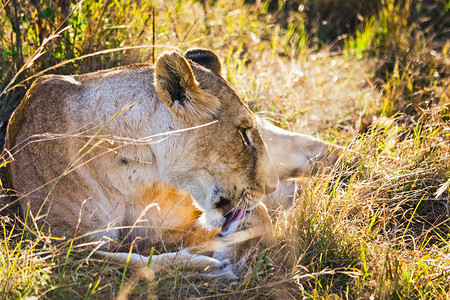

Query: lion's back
[7,75,77,149]
[4,65,156,225]
[7,64,155,152]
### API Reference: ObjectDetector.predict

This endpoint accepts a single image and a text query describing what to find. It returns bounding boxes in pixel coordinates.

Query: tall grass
[0,0,449,298]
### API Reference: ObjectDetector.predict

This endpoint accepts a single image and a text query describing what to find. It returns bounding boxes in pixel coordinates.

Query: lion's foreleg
[96,249,236,278]
[256,116,343,179]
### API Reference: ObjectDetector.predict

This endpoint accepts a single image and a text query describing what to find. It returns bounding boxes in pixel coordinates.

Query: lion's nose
[265,183,277,194]
[264,173,279,195]
[265,182,277,194]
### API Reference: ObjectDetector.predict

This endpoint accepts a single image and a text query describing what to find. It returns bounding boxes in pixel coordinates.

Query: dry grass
[0,0,449,298]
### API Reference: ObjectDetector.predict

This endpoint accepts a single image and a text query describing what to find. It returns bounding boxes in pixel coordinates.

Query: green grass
[1,0,449,298]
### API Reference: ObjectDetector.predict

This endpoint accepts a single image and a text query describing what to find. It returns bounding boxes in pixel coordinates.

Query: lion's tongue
[221,209,244,233]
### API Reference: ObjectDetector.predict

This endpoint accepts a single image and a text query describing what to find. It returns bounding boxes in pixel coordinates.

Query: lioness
[4,49,342,276]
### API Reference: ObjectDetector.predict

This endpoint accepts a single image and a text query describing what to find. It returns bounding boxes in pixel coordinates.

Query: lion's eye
[239,128,251,146]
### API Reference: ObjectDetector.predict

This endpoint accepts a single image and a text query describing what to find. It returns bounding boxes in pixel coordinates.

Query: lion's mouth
[220,209,245,235]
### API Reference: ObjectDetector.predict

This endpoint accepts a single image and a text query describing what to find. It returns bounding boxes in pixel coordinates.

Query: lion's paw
[199,258,238,280]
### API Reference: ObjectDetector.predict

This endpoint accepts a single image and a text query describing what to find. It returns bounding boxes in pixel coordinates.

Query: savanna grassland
[0,0,449,298]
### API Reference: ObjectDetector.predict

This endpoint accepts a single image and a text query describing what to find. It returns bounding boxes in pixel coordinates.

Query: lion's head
[153,49,278,233]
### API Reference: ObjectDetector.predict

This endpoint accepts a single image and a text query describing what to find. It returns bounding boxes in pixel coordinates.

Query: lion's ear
[184,48,222,76]
[155,51,220,126]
